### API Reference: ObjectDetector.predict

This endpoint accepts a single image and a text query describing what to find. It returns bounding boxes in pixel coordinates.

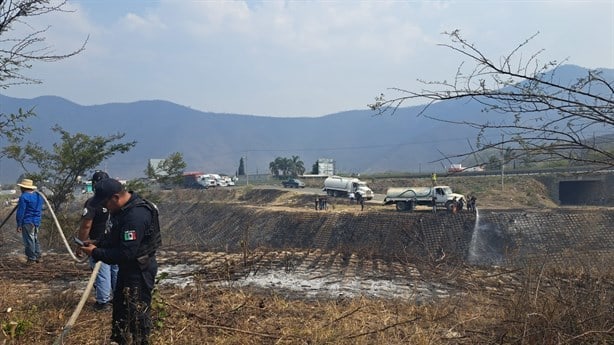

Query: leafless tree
[369,30,614,170]
[0,0,86,140]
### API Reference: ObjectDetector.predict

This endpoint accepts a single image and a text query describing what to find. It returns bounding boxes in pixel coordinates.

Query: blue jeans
[21,223,41,261]
[90,257,119,304]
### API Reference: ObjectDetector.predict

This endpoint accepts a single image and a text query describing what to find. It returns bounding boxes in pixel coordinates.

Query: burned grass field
[0,180,613,344]
[1,251,611,344]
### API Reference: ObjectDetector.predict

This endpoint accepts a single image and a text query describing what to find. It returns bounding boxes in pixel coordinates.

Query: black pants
[111,258,158,345]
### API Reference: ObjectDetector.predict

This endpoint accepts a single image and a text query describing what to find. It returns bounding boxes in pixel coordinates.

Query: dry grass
[1,260,612,345]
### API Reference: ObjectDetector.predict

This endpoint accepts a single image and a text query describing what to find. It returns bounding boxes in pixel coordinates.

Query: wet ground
[0,248,522,305]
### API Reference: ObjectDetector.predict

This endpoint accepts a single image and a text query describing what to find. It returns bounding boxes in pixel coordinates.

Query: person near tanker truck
[76,170,119,311]
[356,193,365,211]
[80,178,161,345]
[15,178,44,264]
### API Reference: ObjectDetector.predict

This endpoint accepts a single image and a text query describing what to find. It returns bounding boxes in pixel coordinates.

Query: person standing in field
[81,178,161,345]
[16,178,43,264]
[77,170,118,311]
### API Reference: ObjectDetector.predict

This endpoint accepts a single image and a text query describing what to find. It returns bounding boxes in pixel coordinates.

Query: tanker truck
[383,185,466,211]
[323,176,374,200]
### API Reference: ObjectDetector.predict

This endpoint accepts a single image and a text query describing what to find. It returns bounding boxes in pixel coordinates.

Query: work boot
[93,301,112,311]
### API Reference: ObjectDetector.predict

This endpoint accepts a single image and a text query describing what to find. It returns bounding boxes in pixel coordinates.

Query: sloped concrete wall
[159,201,614,267]
[474,208,614,266]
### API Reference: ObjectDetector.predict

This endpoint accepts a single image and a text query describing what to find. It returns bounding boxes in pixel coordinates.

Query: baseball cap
[92,170,110,183]
[91,178,125,207]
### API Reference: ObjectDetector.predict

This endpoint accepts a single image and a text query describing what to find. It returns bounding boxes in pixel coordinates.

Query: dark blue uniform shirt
[92,193,153,270]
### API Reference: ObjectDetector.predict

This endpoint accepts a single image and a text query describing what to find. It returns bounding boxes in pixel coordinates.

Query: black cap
[91,178,124,207]
[92,170,110,183]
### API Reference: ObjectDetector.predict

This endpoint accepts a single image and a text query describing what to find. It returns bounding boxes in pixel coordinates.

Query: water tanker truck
[383,185,466,211]
[323,176,374,200]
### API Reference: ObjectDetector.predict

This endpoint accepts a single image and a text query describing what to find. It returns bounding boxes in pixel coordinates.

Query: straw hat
[17,178,37,190]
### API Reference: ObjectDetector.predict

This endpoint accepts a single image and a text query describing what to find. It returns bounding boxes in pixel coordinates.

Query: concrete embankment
[159,198,614,267]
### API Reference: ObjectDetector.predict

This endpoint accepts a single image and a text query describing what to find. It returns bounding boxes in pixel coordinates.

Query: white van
[209,174,227,187]
[197,174,217,188]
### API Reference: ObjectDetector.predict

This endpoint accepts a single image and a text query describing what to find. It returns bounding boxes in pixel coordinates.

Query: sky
[2,0,613,117]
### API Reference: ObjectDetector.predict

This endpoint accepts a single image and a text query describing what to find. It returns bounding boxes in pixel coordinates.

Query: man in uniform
[81,178,161,345]
[77,170,118,311]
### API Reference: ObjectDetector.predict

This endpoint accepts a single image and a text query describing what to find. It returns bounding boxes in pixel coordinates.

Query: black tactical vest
[125,197,161,257]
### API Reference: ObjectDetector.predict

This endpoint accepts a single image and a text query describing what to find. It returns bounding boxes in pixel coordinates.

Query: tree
[238,157,245,176]
[0,1,86,87]
[269,156,305,177]
[145,152,187,186]
[311,161,319,174]
[290,155,305,176]
[369,30,614,169]
[269,157,287,177]
[0,1,86,142]
[3,125,136,211]
[486,155,501,171]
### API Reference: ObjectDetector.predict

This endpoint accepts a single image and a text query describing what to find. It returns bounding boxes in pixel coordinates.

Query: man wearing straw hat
[16,178,43,264]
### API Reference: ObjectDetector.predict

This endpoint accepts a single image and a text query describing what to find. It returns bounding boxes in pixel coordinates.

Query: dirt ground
[0,175,612,344]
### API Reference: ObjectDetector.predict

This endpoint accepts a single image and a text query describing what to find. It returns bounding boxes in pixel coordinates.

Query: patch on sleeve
[82,208,88,217]
[123,230,137,241]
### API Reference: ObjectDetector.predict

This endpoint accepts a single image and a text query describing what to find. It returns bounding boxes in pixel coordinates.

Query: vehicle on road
[183,172,209,189]
[448,164,485,173]
[282,178,305,188]
[384,185,466,211]
[322,176,374,200]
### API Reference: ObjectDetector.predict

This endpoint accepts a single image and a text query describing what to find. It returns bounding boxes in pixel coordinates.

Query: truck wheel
[333,191,339,197]
[396,201,408,211]
[445,200,453,211]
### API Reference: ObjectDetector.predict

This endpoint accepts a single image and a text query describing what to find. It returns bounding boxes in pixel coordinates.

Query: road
[255,184,386,203]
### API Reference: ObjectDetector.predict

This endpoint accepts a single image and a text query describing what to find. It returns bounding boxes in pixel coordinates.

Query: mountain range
[0,65,611,183]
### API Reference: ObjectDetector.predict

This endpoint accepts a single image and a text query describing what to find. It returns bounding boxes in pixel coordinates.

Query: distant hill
[0,65,611,183]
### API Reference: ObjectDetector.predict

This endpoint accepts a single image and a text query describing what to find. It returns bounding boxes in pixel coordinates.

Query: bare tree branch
[0,0,87,88]
[369,30,614,170]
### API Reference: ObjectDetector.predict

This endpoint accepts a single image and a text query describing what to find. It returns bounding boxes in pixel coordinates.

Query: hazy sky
[2,0,613,117]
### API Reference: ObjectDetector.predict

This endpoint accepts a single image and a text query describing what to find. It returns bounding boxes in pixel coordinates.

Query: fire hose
[0,190,104,344]
[34,191,101,345]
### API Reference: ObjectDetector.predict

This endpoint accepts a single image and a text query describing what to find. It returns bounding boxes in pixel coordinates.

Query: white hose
[35,190,103,344]
[36,190,87,263]
[53,261,102,345]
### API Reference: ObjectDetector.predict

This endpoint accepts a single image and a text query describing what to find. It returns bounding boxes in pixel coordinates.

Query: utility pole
[431,172,437,213]
[501,133,504,191]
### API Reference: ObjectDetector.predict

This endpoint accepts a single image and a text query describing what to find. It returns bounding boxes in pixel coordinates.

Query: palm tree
[270,156,305,177]
[269,160,279,177]
[290,155,305,176]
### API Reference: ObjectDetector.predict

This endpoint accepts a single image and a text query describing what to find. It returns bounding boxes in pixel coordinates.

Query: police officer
[81,178,161,345]
[77,170,118,311]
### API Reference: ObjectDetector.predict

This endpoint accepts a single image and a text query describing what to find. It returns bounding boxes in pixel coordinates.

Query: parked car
[282,178,305,188]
